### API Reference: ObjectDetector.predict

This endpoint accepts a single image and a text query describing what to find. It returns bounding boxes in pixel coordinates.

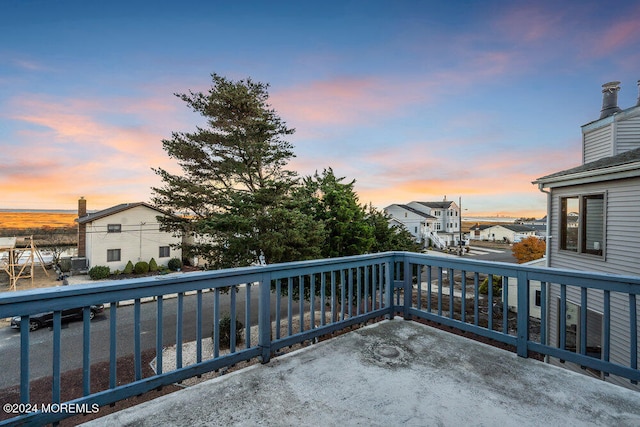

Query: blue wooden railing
[0,251,638,426]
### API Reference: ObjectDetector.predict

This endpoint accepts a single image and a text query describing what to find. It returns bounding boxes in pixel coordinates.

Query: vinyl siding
[583,125,612,163]
[616,116,640,153]
[85,205,181,271]
[547,177,640,390]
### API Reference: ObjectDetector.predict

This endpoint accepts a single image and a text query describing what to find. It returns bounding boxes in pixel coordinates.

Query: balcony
[1,252,639,426]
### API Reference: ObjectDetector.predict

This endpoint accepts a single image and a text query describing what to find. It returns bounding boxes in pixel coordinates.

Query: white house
[533,80,640,390]
[471,224,536,243]
[383,204,435,246]
[385,198,463,249]
[75,198,182,271]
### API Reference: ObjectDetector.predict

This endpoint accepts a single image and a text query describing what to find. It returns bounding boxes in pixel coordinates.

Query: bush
[134,261,149,274]
[167,257,182,271]
[479,276,502,295]
[149,258,158,272]
[88,265,110,280]
[213,315,243,348]
[123,261,134,274]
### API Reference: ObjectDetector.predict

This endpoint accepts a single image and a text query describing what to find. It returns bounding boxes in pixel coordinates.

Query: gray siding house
[534,81,640,390]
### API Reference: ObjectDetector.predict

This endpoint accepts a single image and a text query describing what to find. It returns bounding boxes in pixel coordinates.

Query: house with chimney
[533,80,640,390]
[384,198,462,248]
[75,197,182,272]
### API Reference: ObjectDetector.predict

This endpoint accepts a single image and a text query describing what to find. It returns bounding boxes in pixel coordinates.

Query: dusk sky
[2,1,639,217]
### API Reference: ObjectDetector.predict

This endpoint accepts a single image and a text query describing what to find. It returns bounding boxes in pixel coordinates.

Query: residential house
[533,80,640,390]
[75,197,182,272]
[384,197,462,248]
[469,223,536,243]
[383,204,435,246]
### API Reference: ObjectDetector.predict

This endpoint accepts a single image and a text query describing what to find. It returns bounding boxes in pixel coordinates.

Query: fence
[0,251,638,425]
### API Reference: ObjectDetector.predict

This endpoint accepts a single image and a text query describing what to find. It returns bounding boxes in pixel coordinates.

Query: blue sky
[1,1,639,216]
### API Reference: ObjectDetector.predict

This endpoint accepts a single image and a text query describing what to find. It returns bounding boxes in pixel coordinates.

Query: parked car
[10,305,104,331]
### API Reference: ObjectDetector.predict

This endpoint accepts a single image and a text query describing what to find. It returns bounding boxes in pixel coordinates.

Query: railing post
[258,272,272,363]
[403,256,412,320]
[516,270,529,358]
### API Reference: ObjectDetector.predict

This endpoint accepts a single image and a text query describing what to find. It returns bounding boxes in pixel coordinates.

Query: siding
[583,124,612,163]
[547,178,640,390]
[616,116,640,153]
[85,205,181,271]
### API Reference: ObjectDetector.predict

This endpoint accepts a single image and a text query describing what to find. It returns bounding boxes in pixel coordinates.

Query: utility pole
[459,196,463,256]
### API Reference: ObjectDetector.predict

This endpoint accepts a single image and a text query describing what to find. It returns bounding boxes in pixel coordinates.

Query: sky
[1,1,639,217]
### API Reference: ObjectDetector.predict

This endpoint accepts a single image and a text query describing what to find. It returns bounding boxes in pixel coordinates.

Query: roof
[396,204,436,220]
[486,224,536,233]
[534,147,640,187]
[76,202,173,224]
[412,201,454,209]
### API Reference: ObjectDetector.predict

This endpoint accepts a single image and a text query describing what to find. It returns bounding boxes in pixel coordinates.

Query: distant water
[463,216,519,223]
[0,209,77,213]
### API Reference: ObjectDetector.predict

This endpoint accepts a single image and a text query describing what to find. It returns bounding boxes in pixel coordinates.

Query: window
[414,227,417,233]
[107,249,121,262]
[107,224,122,233]
[535,290,541,307]
[560,194,604,256]
[159,246,170,258]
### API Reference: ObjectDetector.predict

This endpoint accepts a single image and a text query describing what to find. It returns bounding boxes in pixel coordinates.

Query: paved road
[0,288,297,389]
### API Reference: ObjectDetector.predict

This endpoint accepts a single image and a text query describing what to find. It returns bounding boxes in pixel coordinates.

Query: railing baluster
[275,280,281,340]
[230,285,237,353]
[540,282,547,346]
[461,270,466,323]
[245,283,251,349]
[197,290,203,363]
[110,303,117,388]
[214,289,220,358]
[356,267,362,316]
[448,268,454,319]
[630,293,638,384]
[560,285,567,356]
[487,274,496,331]
[348,268,353,319]
[310,274,316,330]
[134,298,142,380]
[156,296,163,375]
[176,293,183,369]
[341,269,346,321]
[287,278,293,337]
[331,271,336,323]
[321,273,326,326]
[52,311,62,404]
[437,267,443,317]
[474,273,479,326]
[20,315,29,404]
[364,266,370,314]
[417,265,422,311]
[503,275,508,334]
[83,306,91,396]
[603,290,610,374]
[427,266,432,313]
[372,265,377,310]
[299,275,304,333]
[580,288,588,358]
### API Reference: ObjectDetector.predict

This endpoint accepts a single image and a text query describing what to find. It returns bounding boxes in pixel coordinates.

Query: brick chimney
[78,197,87,257]
[600,81,622,119]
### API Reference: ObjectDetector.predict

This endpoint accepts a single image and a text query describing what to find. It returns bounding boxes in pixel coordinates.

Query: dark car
[10,305,104,331]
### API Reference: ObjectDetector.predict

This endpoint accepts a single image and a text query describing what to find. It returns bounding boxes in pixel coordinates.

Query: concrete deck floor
[83,319,640,427]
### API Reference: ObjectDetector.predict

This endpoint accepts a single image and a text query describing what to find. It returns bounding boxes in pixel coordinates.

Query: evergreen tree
[152,73,321,268]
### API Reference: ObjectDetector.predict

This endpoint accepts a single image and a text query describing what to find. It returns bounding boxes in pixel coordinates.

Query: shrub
[213,315,243,348]
[88,265,110,280]
[167,257,182,271]
[134,261,149,274]
[123,261,134,274]
[149,258,158,272]
[479,276,502,296]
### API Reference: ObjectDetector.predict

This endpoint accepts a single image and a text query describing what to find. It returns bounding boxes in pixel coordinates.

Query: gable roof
[489,224,536,233]
[534,147,640,188]
[413,201,454,209]
[76,202,174,224]
[396,204,436,220]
